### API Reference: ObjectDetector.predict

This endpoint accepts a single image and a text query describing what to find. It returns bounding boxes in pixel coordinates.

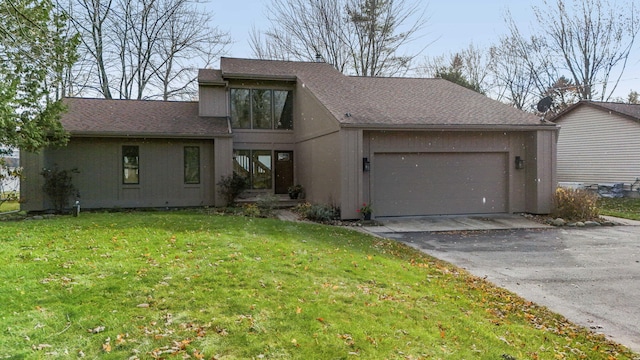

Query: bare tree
[422,44,492,94]
[505,0,639,102]
[68,0,229,100]
[251,0,429,77]
[489,35,540,110]
[250,0,352,72]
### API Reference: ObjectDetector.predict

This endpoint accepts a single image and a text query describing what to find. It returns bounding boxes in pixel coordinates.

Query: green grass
[0,200,19,212]
[0,211,636,359]
[599,197,640,220]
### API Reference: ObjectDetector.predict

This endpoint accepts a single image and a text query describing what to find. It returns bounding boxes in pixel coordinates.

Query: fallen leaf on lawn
[137,303,150,308]
[88,325,105,334]
[116,333,127,345]
[296,307,302,314]
[102,338,111,352]
[32,344,52,351]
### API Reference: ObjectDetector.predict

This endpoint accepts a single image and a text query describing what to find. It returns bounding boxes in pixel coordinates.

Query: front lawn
[0,212,636,359]
[599,197,640,220]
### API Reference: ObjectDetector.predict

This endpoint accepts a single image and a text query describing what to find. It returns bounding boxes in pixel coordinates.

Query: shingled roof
[60,98,230,138]
[553,101,640,123]
[218,57,550,128]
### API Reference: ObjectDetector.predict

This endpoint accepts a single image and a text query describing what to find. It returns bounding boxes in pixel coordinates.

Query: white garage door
[373,152,508,217]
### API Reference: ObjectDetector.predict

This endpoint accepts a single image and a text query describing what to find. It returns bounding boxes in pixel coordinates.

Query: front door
[274,151,294,194]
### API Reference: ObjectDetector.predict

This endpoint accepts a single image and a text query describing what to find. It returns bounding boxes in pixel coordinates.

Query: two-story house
[20,57,559,219]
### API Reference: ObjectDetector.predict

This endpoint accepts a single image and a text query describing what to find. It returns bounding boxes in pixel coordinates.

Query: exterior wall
[555,106,640,185]
[525,130,558,214]
[19,151,46,212]
[199,85,227,117]
[340,129,363,218]
[21,137,217,211]
[214,137,233,207]
[294,79,343,210]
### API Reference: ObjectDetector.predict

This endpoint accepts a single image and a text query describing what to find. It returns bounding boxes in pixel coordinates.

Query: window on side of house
[230,88,293,130]
[123,145,139,184]
[233,149,272,190]
[184,146,200,184]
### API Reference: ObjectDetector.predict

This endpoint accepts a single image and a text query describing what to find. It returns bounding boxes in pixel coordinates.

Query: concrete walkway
[363,213,551,233]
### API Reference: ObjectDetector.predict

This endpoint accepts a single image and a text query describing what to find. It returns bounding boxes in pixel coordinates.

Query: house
[552,101,640,188]
[21,57,559,219]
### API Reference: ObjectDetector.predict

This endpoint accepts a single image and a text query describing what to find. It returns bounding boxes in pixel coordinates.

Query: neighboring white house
[552,101,640,189]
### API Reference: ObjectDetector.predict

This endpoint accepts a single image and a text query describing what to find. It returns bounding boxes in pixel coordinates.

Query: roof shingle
[61,98,230,138]
[219,57,548,127]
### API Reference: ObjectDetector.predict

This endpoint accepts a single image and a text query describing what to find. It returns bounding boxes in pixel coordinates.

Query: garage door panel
[374,153,507,216]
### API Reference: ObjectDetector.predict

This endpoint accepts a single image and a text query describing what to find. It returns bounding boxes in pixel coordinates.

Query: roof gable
[553,101,640,124]
[61,98,230,138]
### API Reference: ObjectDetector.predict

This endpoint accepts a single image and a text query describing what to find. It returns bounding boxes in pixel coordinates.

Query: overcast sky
[210,0,640,98]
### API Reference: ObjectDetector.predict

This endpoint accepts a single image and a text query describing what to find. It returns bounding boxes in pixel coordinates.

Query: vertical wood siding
[24,138,216,210]
[556,106,640,185]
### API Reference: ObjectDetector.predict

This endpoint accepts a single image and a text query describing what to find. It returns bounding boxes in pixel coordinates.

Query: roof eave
[68,131,233,139]
[222,73,297,82]
[340,123,560,131]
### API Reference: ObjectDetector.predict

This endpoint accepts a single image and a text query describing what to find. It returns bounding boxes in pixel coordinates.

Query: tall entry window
[184,146,200,184]
[233,150,272,189]
[122,145,139,184]
[230,88,293,130]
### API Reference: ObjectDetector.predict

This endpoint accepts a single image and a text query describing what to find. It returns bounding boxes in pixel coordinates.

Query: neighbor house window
[233,149,272,189]
[184,146,200,184]
[230,88,293,130]
[123,145,139,184]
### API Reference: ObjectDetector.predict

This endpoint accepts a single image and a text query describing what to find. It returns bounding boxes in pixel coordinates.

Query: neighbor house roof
[552,101,640,124]
[60,98,230,138]
[216,57,552,129]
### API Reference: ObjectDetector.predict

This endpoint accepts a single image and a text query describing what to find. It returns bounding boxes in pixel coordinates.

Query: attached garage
[373,152,508,217]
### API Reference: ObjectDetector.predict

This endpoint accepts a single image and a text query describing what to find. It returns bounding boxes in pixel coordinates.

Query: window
[233,150,272,189]
[123,146,139,184]
[230,88,293,130]
[230,89,250,128]
[184,146,200,184]
[274,90,294,129]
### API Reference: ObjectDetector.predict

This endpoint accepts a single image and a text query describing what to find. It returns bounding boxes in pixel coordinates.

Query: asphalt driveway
[374,223,640,353]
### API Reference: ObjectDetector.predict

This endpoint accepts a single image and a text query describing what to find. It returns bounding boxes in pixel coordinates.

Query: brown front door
[274,151,294,194]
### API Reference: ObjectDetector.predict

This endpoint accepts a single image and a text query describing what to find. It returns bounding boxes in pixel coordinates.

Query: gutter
[69,132,233,139]
[339,123,560,132]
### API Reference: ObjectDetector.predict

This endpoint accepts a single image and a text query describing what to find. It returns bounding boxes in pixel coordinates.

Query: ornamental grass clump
[552,187,600,221]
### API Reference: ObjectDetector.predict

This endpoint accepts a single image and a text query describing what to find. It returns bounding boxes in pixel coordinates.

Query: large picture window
[233,150,272,189]
[184,146,200,184]
[230,88,293,130]
[123,145,139,184]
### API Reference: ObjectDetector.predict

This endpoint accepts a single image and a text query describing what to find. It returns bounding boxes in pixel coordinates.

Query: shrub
[552,187,600,221]
[256,193,278,217]
[242,203,260,217]
[302,203,339,223]
[217,172,248,205]
[40,165,79,213]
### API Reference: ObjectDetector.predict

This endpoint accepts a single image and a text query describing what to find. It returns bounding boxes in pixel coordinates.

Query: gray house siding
[524,130,557,214]
[21,138,216,211]
[555,105,640,185]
